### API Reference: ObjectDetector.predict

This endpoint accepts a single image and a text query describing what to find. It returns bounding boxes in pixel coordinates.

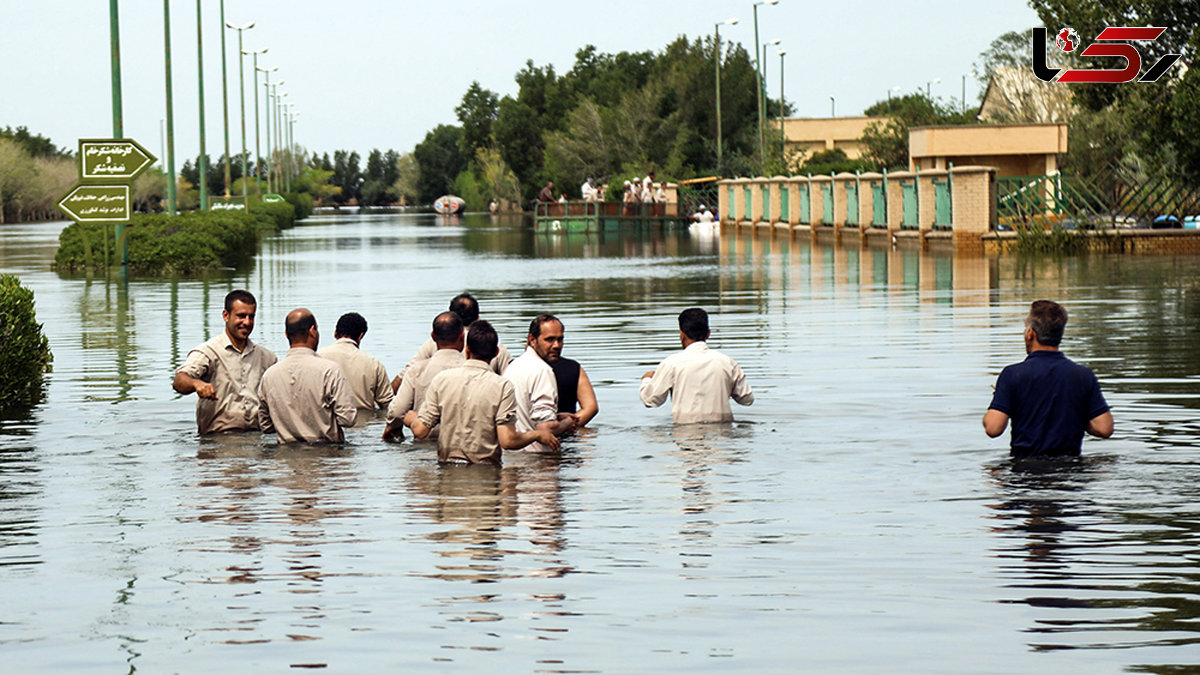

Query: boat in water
[433,195,466,215]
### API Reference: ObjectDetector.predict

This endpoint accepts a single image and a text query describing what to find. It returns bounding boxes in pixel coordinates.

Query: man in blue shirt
[983,300,1113,458]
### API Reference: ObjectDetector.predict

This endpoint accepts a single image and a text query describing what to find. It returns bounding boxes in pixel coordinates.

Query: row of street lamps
[713,0,789,173]
[107,0,299,215]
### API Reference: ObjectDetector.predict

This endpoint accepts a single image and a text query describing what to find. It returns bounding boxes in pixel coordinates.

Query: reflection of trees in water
[987,457,1200,654]
[0,439,40,568]
[405,453,570,583]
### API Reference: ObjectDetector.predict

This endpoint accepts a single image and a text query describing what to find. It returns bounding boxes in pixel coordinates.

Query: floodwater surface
[1,212,1198,672]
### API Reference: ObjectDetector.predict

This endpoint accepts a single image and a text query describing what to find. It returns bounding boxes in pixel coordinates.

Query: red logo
[1032,27,1183,84]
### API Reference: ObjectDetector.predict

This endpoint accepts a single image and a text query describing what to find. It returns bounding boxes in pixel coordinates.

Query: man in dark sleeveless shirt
[547,321,598,427]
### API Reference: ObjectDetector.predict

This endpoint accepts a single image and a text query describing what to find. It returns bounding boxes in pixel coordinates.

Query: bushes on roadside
[282,192,313,220]
[248,200,296,231]
[0,274,53,411]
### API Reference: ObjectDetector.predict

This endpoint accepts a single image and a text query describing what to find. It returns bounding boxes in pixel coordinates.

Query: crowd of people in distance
[175,292,1114,465]
[174,291,750,465]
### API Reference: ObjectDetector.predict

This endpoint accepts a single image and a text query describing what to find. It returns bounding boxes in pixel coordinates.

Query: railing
[996,168,1200,229]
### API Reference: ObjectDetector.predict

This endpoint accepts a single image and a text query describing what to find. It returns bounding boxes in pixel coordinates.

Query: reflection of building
[909,123,1068,178]
[777,116,891,161]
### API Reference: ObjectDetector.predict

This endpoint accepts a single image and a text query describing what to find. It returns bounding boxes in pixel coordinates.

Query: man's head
[1025,300,1067,351]
[527,314,564,363]
[334,311,367,343]
[222,290,258,347]
[465,320,499,363]
[432,311,465,351]
[285,308,319,349]
[449,292,480,326]
[678,307,710,344]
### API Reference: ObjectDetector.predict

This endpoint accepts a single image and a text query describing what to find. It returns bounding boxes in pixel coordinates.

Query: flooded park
[2,211,1199,672]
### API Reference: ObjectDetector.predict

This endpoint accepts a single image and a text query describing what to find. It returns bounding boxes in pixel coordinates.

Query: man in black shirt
[984,300,1113,458]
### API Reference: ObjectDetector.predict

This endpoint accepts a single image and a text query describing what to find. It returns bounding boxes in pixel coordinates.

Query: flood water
[2,211,1199,672]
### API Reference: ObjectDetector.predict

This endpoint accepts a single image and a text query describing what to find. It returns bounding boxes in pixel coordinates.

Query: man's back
[318,337,392,411]
[388,348,464,436]
[640,341,754,423]
[419,359,516,464]
[989,350,1108,457]
[259,347,357,443]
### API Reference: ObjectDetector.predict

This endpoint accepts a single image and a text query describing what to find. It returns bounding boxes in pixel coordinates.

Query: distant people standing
[692,204,715,223]
[504,314,579,452]
[654,182,666,205]
[538,181,555,203]
[403,321,559,465]
[394,292,512,391]
[640,176,653,204]
[581,177,597,202]
[623,180,637,215]
[258,309,357,443]
[318,311,393,414]
[383,311,465,441]
[640,307,754,423]
[984,300,1113,458]
[173,289,277,434]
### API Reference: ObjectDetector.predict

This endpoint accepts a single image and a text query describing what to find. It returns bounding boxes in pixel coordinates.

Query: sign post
[58,138,157,267]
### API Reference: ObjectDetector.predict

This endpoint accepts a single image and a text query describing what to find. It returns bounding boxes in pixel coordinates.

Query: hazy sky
[5,0,1040,163]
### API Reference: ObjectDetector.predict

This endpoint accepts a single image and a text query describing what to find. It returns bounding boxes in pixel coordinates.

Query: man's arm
[639,362,672,408]
[403,410,432,440]
[382,378,416,441]
[257,379,275,434]
[173,371,215,399]
[982,409,1009,438]
[373,362,394,409]
[328,370,358,429]
[1086,411,1114,438]
[497,423,560,451]
[730,362,754,406]
[574,366,599,427]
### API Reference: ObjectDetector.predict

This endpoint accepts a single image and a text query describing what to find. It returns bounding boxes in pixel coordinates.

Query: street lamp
[226,19,254,200]
[275,90,288,191]
[887,85,901,103]
[753,0,780,166]
[162,0,177,215]
[714,17,739,172]
[195,0,208,211]
[778,49,786,168]
[926,77,941,99]
[830,96,835,117]
[762,38,780,163]
[257,66,277,193]
[247,51,268,195]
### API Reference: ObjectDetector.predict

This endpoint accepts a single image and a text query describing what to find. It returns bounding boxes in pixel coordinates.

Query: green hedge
[55,210,265,274]
[0,274,53,412]
[282,192,313,220]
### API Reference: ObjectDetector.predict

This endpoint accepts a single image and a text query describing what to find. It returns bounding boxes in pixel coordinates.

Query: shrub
[249,201,296,231]
[282,192,313,220]
[0,274,52,411]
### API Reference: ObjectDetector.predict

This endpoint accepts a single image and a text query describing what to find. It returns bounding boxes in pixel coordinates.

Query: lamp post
[280,101,293,192]
[274,89,288,191]
[926,77,941,99]
[195,0,208,211]
[225,18,253,199]
[762,38,780,164]
[257,66,276,193]
[714,17,739,172]
[830,96,835,117]
[778,49,786,167]
[163,0,177,215]
[752,0,779,166]
[248,51,268,196]
[109,0,123,136]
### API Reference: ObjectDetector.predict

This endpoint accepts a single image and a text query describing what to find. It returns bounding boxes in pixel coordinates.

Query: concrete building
[908,123,1068,177]
[778,116,891,162]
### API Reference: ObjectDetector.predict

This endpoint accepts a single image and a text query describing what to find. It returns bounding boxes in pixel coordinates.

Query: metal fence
[997,167,1200,229]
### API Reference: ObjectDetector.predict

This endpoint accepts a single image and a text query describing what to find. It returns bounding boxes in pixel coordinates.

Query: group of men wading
[174,292,1112,463]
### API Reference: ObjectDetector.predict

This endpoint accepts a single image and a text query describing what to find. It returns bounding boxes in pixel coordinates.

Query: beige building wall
[909,124,1067,177]
[776,116,891,162]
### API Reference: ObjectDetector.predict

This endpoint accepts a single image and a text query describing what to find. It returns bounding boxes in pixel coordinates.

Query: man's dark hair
[224,289,257,312]
[466,320,499,362]
[285,312,317,342]
[335,312,367,340]
[1027,300,1067,347]
[528,314,561,338]
[678,307,709,341]
[449,293,480,326]
[432,311,463,345]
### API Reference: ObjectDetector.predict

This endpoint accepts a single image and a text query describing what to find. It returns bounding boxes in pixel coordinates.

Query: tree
[413,125,466,203]
[392,153,419,205]
[860,94,976,170]
[455,82,499,158]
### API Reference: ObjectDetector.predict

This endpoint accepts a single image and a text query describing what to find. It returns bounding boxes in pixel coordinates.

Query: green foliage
[452,169,486,212]
[55,210,272,274]
[248,201,296,231]
[0,274,53,412]
[0,137,75,224]
[413,125,467,203]
[861,94,978,169]
[1012,223,1088,254]
[799,149,877,176]
[0,126,70,159]
[282,192,313,220]
[456,82,500,158]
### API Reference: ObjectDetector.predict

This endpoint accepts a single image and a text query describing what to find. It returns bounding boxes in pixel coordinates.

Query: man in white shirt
[640,307,754,423]
[581,177,597,202]
[503,314,579,452]
[318,312,393,414]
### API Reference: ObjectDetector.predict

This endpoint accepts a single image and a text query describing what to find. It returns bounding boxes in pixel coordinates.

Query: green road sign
[211,196,246,211]
[57,184,130,222]
[262,193,285,203]
[78,138,157,181]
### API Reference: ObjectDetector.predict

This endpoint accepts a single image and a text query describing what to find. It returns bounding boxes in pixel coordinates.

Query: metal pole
[195,0,207,211]
[109,0,123,137]
[753,3,762,166]
[235,30,247,200]
[219,0,230,197]
[263,75,272,194]
[252,54,269,197]
[164,0,177,215]
[779,50,786,166]
[715,23,723,172]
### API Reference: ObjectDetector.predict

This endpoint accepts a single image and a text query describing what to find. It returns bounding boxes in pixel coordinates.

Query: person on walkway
[258,309,357,444]
[547,328,599,428]
[537,182,555,203]
[173,289,277,434]
[692,204,715,223]
[504,314,579,452]
[984,300,1113,458]
[640,307,754,423]
[318,312,393,414]
[403,321,559,464]
[581,177,597,202]
[383,311,465,441]
[393,292,511,391]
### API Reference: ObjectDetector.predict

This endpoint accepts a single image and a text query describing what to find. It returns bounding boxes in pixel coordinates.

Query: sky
[4,0,1041,163]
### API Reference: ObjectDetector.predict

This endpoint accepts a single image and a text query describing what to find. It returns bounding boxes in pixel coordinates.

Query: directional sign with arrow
[78,138,157,182]
[57,184,130,222]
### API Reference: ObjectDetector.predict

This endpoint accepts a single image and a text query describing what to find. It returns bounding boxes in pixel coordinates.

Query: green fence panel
[822,184,834,224]
[763,187,771,222]
[743,187,752,222]
[901,181,918,230]
[780,186,790,222]
[871,181,887,228]
[799,184,810,224]
[933,178,952,230]
[845,183,859,226]
[728,186,736,220]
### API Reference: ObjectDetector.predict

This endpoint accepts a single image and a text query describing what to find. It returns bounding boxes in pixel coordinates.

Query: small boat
[433,195,466,215]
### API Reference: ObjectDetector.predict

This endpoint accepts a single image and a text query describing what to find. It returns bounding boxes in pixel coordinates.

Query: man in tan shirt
[383,311,465,441]
[174,290,277,434]
[640,307,754,423]
[402,321,558,464]
[258,309,357,443]
[392,292,511,391]
[318,312,393,414]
